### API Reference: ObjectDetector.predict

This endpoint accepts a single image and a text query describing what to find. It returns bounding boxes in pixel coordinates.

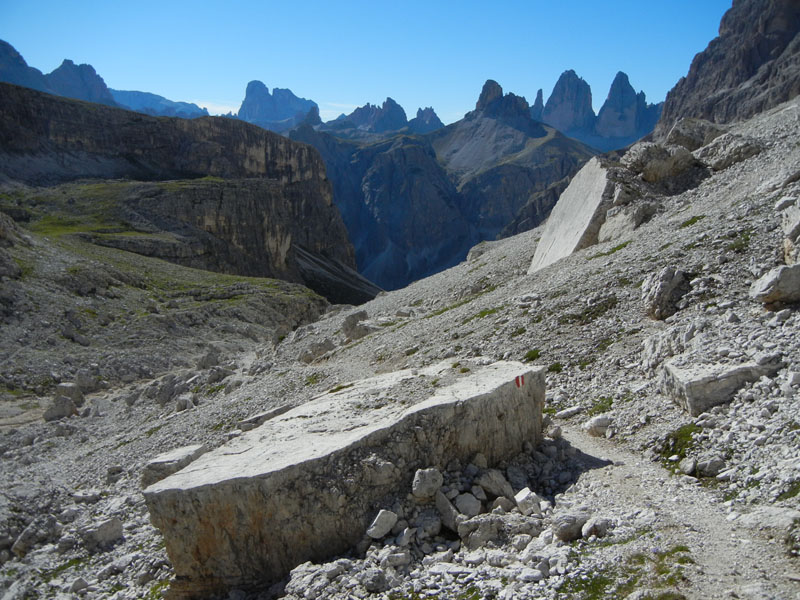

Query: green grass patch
[145,424,164,437]
[588,241,631,260]
[510,326,526,338]
[304,373,321,386]
[660,423,701,472]
[40,556,89,582]
[523,348,541,362]
[547,362,563,373]
[405,347,419,356]
[679,215,706,228]
[778,481,800,502]
[726,228,752,253]
[462,305,503,324]
[588,396,613,416]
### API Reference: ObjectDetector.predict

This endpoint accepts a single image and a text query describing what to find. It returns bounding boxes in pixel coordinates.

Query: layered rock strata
[144,361,544,597]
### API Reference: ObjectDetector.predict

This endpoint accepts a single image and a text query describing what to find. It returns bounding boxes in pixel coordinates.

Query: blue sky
[1,0,732,124]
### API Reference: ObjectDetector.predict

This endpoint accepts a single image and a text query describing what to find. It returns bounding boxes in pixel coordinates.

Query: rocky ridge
[2,91,800,599]
[236,81,319,133]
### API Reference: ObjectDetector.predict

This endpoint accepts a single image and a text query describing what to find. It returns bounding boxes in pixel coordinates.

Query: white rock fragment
[514,487,543,517]
[367,510,398,539]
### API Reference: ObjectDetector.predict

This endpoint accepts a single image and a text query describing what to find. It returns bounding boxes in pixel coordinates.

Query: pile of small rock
[280,438,616,600]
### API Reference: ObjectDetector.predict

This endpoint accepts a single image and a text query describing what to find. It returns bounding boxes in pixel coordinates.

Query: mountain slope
[654,0,800,137]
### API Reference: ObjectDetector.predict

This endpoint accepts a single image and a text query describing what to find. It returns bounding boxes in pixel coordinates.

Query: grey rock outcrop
[665,118,726,151]
[782,200,800,264]
[693,133,763,171]
[660,357,784,416]
[654,0,800,138]
[621,143,695,183]
[143,361,544,596]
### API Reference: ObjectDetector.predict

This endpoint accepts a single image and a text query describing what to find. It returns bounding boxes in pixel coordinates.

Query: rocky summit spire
[476,80,503,111]
[542,70,595,134]
[530,88,544,121]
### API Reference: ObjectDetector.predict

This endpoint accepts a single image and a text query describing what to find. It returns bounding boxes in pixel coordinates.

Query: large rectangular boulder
[143,361,544,598]
[660,358,783,416]
[528,157,615,273]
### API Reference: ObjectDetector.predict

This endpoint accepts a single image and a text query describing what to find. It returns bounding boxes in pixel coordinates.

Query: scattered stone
[750,264,800,304]
[552,513,589,542]
[661,357,783,416]
[475,469,516,499]
[696,455,726,477]
[583,415,612,437]
[621,142,695,183]
[43,396,78,422]
[514,487,542,517]
[55,382,85,407]
[581,517,611,539]
[665,117,725,151]
[554,406,583,419]
[454,493,482,517]
[79,517,123,552]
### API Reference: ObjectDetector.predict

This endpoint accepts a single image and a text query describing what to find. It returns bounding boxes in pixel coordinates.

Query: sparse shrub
[547,362,563,373]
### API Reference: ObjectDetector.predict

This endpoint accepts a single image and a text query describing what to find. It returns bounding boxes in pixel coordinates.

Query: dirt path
[561,426,800,599]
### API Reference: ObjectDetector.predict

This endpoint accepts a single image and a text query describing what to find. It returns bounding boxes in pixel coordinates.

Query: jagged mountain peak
[476,79,503,111]
[542,70,595,134]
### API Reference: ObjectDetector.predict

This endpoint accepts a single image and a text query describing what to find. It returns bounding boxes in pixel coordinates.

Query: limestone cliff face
[0,82,377,304]
[655,0,800,138]
[0,82,327,185]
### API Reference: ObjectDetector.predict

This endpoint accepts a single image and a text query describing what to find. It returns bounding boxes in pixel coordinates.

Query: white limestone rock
[641,266,691,320]
[454,493,482,518]
[412,468,443,499]
[693,132,763,171]
[43,396,78,422]
[528,158,615,273]
[514,487,543,517]
[367,510,398,539]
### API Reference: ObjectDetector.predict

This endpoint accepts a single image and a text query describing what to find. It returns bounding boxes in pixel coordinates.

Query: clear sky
[1,0,732,124]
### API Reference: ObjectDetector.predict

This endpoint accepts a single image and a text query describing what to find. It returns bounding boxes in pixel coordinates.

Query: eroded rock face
[654,0,800,138]
[143,361,544,597]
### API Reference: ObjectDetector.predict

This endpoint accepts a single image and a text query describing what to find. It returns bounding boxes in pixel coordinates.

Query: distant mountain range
[292,80,595,289]
[532,70,662,152]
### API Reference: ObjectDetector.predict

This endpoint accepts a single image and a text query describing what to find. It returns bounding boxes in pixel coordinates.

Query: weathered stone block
[144,361,544,597]
[749,264,800,304]
[660,358,783,416]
